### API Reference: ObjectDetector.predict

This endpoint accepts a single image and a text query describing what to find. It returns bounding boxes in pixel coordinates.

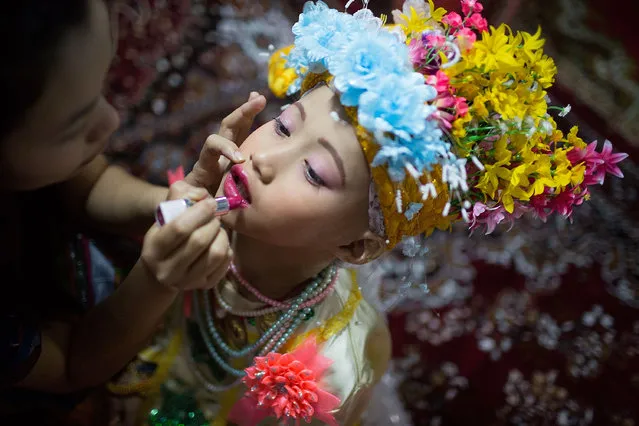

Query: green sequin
[247,317,256,326]
[147,386,208,426]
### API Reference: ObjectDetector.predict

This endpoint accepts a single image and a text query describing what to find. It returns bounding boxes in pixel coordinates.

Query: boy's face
[0,0,119,191]
[217,85,373,250]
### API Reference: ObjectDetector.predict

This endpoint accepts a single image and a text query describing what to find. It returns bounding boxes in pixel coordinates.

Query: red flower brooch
[228,338,340,425]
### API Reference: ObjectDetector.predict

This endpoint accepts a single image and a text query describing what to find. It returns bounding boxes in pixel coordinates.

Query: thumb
[168,180,209,201]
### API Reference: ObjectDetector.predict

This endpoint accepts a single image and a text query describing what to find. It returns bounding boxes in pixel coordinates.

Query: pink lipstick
[223,164,251,209]
[155,196,233,226]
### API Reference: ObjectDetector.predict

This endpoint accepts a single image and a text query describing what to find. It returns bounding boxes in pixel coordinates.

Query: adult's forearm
[85,165,168,234]
[65,261,177,389]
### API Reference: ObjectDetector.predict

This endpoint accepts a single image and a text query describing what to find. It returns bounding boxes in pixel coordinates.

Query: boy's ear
[333,231,386,265]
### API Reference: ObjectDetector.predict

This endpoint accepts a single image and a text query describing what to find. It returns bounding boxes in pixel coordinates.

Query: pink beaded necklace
[227,262,338,310]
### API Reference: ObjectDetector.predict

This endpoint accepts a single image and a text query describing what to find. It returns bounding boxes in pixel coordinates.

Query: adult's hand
[184,91,266,194]
[140,181,231,291]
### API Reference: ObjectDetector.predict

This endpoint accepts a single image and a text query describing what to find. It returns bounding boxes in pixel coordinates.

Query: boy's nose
[250,152,275,184]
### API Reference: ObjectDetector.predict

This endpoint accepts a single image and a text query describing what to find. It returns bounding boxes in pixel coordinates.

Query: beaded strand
[194,290,310,377]
[201,267,334,358]
[191,264,336,378]
[213,267,339,317]
[229,262,339,309]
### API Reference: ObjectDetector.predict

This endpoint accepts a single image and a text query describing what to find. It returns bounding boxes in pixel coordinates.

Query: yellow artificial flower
[452,113,472,140]
[526,88,550,119]
[396,6,430,37]
[471,94,490,119]
[501,184,533,213]
[476,155,511,199]
[514,132,537,154]
[516,27,545,63]
[268,45,299,98]
[529,174,557,196]
[531,53,557,88]
[569,162,586,186]
[552,149,579,190]
[494,135,512,162]
[509,163,529,187]
[566,126,587,149]
[527,156,557,195]
[486,86,528,121]
[428,0,447,22]
[472,24,520,71]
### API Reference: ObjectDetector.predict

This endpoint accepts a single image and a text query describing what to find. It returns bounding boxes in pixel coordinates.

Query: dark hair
[0,1,89,140]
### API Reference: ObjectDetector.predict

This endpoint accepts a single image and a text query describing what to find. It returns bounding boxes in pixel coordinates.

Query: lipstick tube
[155,196,230,226]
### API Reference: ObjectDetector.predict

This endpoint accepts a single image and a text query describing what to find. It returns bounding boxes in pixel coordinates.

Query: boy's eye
[274,117,291,137]
[304,160,325,187]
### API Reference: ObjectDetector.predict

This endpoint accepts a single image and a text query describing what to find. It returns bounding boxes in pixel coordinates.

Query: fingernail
[249,91,259,100]
[204,197,218,208]
[233,151,244,161]
[187,188,208,200]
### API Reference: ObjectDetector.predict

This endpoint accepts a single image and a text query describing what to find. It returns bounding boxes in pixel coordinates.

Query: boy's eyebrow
[293,102,306,120]
[318,137,346,186]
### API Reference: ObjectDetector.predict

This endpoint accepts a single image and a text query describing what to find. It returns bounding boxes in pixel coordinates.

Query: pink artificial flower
[566,141,603,171]
[598,140,628,178]
[529,193,551,222]
[408,37,427,67]
[455,96,469,117]
[442,11,463,29]
[424,32,447,50]
[547,186,588,218]
[425,70,451,94]
[461,0,484,15]
[229,338,340,426]
[583,168,606,186]
[456,27,477,51]
[469,202,505,234]
[568,140,628,186]
[467,13,488,32]
[469,201,531,234]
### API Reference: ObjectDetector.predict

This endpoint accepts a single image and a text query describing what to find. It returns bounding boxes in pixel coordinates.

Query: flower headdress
[268,0,628,251]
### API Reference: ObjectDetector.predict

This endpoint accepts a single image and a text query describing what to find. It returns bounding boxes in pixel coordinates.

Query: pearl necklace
[213,267,339,317]
[193,265,336,377]
[229,262,338,309]
[204,267,335,358]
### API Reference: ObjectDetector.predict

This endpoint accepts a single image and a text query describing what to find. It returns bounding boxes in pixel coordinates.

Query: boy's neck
[231,233,336,301]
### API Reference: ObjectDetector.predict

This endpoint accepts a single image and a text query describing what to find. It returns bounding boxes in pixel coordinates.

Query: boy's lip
[223,164,251,209]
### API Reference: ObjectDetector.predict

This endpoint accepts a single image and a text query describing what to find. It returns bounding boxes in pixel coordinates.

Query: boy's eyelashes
[304,160,326,187]
[274,117,290,137]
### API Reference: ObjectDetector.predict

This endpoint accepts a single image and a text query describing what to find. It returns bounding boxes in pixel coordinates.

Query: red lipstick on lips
[224,164,251,209]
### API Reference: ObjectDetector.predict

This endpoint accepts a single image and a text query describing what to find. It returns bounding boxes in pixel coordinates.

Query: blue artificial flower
[404,203,424,220]
[285,46,309,76]
[371,142,414,182]
[358,72,437,139]
[293,5,357,73]
[292,1,331,37]
[370,119,452,181]
[328,30,412,107]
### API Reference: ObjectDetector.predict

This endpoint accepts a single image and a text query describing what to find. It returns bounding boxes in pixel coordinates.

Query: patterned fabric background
[101,1,639,425]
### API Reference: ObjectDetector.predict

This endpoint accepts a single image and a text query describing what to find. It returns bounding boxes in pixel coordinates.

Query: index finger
[146,198,218,258]
[219,93,267,142]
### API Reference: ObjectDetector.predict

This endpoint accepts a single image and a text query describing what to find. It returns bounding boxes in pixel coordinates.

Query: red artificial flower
[442,11,463,28]
[467,13,488,32]
[229,338,340,426]
[456,27,477,51]
[461,0,484,15]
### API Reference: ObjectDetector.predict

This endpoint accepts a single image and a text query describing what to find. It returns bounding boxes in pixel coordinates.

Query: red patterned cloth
[100,1,639,425]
